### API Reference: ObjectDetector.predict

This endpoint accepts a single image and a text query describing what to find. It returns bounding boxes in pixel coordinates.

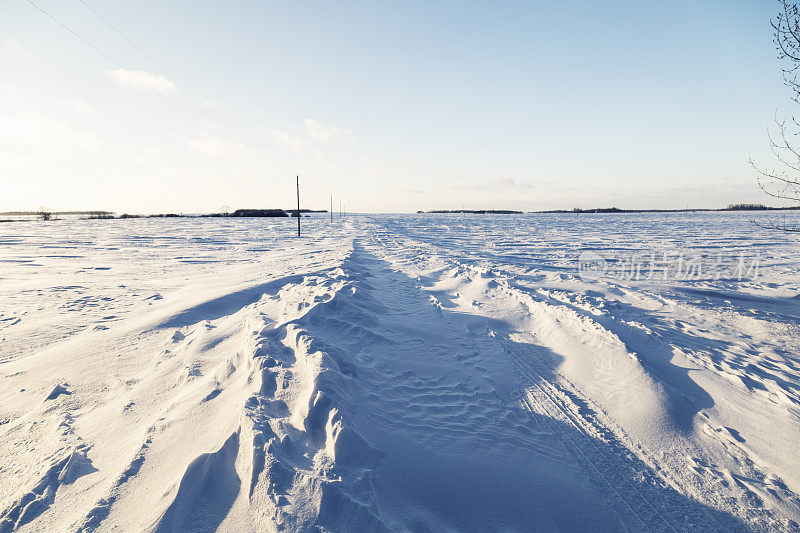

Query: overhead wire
[76,0,201,101]
[25,0,124,69]
[25,0,243,143]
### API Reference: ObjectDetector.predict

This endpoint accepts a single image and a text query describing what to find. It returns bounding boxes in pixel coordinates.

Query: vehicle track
[508,283,798,532]
[464,324,686,532]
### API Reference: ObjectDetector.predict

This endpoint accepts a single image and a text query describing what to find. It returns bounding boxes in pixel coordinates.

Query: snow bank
[1,213,799,531]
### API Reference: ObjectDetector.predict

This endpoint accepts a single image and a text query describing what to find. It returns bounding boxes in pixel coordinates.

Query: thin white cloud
[202,99,221,109]
[2,38,24,53]
[304,118,352,144]
[69,99,92,113]
[445,177,535,193]
[187,138,258,158]
[105,69,177,94]
[268,119,353,157]
[269,129,308,153]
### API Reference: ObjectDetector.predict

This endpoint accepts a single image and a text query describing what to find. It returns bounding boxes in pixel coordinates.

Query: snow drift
[1,213,799,531]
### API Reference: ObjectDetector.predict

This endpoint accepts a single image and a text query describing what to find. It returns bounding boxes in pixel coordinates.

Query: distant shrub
[726,203,767,211]
[230,209,288,218]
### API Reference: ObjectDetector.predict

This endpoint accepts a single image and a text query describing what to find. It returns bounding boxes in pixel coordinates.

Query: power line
[25,0,123,69]
[77,0,201,100]
[73,0,253,145]
[25,0,235,141]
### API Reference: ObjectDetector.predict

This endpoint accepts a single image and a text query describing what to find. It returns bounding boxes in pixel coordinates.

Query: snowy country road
[1,213,799,532]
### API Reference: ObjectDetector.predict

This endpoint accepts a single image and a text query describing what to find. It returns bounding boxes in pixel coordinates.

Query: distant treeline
[542,204,800,214]
[418,209,523,214]
[0,208,329,222]
[416,205,800,215]
[0,210,115,216]
[725,203,769,211]
[205,209,287,218]
[204,209,328,218]
[234,209,289,217]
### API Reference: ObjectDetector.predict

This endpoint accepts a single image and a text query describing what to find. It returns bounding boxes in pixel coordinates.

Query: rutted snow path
[1,214,800,531]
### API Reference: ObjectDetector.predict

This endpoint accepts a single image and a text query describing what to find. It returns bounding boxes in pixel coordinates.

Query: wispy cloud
[444,177,535,193]
[69,99,92,113]
[105,69,177,94]
[268,118,353,156]
[202,99,221,109]
[2,38,24,53]
[268,129,308,153]
[187,138,259,158]
[304,119,352,144]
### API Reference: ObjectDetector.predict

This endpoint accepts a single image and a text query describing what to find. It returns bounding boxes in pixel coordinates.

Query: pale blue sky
[0,1,792,213]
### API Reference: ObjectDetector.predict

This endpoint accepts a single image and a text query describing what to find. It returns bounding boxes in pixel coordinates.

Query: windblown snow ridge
[148,253,388,532]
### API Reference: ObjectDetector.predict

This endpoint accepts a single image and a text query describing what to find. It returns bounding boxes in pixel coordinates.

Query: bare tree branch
[754,219,800,232]
[752,2,800,225]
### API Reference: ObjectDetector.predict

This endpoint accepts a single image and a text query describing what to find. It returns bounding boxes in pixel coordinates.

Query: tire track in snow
[364,228,758,531]
[511,282,800,531]
[473,280,770,531]
[463,324,681,532]
[365,233,699,530]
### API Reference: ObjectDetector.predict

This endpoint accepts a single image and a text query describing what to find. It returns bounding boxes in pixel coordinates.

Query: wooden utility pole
[296,175,301,237]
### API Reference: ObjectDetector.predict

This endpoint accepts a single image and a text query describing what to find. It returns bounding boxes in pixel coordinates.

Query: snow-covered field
[1,212,800,532]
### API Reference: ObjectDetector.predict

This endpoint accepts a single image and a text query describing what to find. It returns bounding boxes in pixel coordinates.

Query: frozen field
[1,212,800,532]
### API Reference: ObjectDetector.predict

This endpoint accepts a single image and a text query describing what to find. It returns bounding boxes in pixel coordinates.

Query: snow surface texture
[1,212,799,532]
